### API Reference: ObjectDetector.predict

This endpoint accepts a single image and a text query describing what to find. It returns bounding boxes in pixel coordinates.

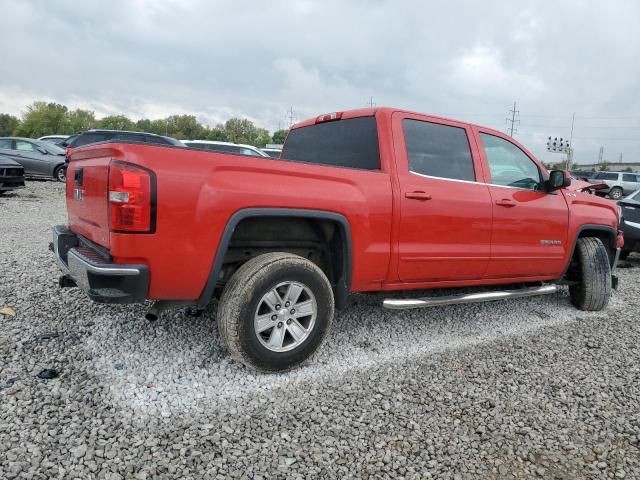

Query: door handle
[405,191,432,201]
[495,198,516,207]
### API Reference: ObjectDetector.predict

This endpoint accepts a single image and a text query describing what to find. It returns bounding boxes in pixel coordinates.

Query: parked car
[0,155,25,194]
[619,189,640,259]
[590,171,640,200]
[183,140,270,157]
[0,137,67,181]
[260,148,282,158]
[52,107,622,372]
[61,130,183,149]
[38,135,70,145]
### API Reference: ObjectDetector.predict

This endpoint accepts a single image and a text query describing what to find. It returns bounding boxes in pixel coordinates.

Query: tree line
[0,102,288,147]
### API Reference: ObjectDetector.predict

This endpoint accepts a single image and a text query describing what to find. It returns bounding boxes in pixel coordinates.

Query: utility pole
[506,102,520,137]
[566,112,575,170]
[287,107,295,128]
[598,146,604,165]
[367,96,376,108]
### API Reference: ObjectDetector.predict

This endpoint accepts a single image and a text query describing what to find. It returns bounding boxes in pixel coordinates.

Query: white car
[182,140,269,157]
[38,135,69,145]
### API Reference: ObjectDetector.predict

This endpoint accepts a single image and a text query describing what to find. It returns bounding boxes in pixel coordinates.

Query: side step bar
[383,285,558,310]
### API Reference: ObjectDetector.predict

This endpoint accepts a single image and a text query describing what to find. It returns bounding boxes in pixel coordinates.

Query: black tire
[569,237,612,311]
[619,250,630,260]
[217,252,334,372]
[54,165,66,182]
[609,187,623,200]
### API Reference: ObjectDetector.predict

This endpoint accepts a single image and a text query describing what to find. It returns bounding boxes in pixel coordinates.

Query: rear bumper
[51,225,149,303]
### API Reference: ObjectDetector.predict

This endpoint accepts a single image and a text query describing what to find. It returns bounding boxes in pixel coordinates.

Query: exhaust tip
[58,274,77,288]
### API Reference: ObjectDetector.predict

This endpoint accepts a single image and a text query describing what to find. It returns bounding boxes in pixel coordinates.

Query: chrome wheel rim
[253,281,317,352]
[57,168,66,182]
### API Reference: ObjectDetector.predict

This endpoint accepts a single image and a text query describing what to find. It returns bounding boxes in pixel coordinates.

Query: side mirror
[37,147,48,154]
[548,170,571,191]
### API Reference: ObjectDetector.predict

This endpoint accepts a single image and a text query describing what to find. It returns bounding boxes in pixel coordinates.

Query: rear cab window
[281,116,380,170]
[73,132,113,147]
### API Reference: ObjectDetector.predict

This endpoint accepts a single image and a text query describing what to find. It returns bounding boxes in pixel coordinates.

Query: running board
[383,285,558,310]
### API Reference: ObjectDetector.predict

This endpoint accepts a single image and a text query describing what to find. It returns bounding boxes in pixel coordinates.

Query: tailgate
[66,147,112,249]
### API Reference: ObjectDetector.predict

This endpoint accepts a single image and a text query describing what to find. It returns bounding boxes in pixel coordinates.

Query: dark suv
[61,130,184,149]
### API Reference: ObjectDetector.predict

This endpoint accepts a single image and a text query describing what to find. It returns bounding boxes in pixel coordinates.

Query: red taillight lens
[108,161,155,233]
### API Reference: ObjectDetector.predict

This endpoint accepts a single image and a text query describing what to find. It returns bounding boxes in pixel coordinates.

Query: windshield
[41,141,65,155]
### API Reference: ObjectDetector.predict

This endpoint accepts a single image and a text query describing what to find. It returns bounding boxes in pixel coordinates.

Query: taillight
[108,161,156,233]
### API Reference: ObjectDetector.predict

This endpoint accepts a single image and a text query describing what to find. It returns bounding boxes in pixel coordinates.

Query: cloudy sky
[1,0,639,164]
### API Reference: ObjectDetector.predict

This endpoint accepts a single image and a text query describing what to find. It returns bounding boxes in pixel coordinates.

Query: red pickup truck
[52,107,623,372]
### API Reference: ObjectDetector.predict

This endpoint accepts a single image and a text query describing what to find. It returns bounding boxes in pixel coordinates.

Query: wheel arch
[197,208,353,308]
[562,224,617,277]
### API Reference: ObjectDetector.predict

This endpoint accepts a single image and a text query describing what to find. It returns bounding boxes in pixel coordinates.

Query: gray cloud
[1,0,639,164]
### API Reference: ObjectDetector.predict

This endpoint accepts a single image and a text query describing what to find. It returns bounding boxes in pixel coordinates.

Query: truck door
[475,130,570,278]
[393,113,492,282]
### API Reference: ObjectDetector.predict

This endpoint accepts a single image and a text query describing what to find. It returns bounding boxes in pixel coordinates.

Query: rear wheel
[54,165,66,182]
[569,237,612,311]
[609,187,623,200]
[217,252,334,372]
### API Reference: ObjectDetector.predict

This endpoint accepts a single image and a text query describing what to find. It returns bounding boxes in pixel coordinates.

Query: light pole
[546,136,572,170]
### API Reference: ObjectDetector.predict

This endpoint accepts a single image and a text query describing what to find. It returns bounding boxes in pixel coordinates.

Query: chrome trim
[382,285,557,310]
[67,248,141,276]
[408,170,481,186]
[408,170,544,192]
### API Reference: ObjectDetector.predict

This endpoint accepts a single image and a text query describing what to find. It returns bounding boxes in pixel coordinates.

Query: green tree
[164,115,206,140]
[0,114,20,136]
[599,163,609,171]
[14,101,69,137]
[67,109,96,133]
[623,166,634,173]
[206,124,228,141]
[272,129,288,144]
[224,118,259,144]
[96,115,136,131]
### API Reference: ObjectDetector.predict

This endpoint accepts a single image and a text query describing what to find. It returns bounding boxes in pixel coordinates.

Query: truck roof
[291,106,498,134]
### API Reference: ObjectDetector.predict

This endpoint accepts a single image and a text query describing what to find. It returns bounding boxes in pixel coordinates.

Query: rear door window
[0,139,13,149]
[281,117,380,170]
[403,119,475,181]
[623,173,638,182]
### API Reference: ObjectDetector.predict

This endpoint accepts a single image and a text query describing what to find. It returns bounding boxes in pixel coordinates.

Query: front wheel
[217,252,334,372]
[54,165,66,182]
[569,237,612,311]
[609,187,623,200]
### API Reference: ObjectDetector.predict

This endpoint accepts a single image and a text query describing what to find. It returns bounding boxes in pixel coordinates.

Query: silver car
[591,171,640,200]
[0,137,67,182]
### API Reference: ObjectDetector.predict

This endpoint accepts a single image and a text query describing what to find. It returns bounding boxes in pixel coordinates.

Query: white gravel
[1,181,639,479]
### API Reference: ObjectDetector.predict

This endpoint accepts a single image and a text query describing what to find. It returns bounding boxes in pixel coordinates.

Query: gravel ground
[1,181,639,479]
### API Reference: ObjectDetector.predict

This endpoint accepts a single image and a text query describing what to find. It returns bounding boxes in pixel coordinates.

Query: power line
[506,102,520,137]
